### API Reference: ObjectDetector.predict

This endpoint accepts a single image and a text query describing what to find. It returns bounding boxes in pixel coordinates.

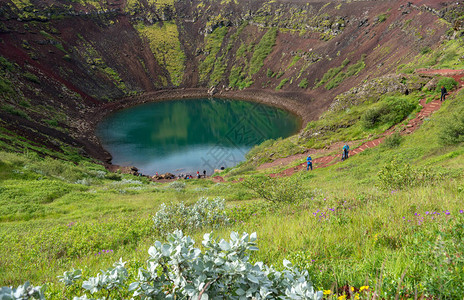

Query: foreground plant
[129,230,322,299]
[1,231,323,299]
[0,282,45,300]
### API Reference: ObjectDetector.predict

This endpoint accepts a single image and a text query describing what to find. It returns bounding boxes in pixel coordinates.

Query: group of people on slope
[306,142,350,171]
[304,86,450,172]
[178,170,207,179]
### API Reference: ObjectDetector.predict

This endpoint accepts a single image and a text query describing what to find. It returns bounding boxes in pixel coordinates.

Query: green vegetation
[376,13,388,23]
[315,55,366,90]
[3,86,464,298]
[275,78,289,90]
[399,39,464,72]
[135,22,185,86]
[287,55,301,70]
[152,197,229,235]
[0,56,16,97]
[23,72,40,84]
[439,96,464,145]
[3,7,464,299]
[315,58,350,88]
[228,64,253,89]
[435,76,458,93]
[298,78,309,89]
[76,40,128,93]
[242,173,312,205]
[1,104,29,120]
[199,26,229,85]
[249,27,277,76]
[361,96,417,129]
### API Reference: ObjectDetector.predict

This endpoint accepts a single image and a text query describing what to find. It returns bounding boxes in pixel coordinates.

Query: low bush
[383,132,403,148]
[377,158,442,191]
[104,172,121,181]
[275,78,289,90]
[439,107,464,145]
[23,72,40,84]
[435,77,458,93]
[168,180,186,191]
[242,173,312,205]
[298,78,309,89]
[361,96,416,129]
[152,197,229,235]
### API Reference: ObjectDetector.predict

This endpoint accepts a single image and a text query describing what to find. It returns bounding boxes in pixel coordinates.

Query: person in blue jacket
[306,155,313,171]
[342,143,349,161]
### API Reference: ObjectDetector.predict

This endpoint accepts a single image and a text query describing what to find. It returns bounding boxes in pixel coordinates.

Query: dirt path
[213,69,464,182]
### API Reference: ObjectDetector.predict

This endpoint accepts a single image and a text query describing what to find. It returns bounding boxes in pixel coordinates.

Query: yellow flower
[355,294,360,300]
[360,285,369,292]
[323,290,332,295]
[350,286,355,292]
[338,295,346,300]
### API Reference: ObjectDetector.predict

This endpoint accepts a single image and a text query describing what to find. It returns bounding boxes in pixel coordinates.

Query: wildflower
[354,294,360,300]
[426,211,429,215]
[460,210,464,214]
[359,285,369,292]
[323,290,332,295]
[350,286,355,292]
[338,295,346,300]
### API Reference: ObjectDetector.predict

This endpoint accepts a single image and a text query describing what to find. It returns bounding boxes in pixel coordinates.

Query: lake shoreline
[83,88,314,174]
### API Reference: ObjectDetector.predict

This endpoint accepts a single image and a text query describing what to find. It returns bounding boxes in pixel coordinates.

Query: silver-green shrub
[0,282,45,300]
[1,232,323,299]
[152,197,229,235]
[71,231,323,299]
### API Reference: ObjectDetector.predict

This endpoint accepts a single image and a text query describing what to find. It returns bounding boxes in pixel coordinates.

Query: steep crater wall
[0,0,460,163]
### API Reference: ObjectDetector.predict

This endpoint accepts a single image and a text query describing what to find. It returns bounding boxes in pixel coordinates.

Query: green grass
[249,27,277,76]
[3,28,464,298]
[399,39,464,72]
[199,26,229,83]
[275,78,289,90]
[2,88,464,299]
[316,55,366,90]
[135,22,185,86]
[298,78,308,89]
[1,104,30,120]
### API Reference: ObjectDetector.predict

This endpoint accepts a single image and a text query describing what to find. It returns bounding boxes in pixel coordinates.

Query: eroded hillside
[0,0,463,162]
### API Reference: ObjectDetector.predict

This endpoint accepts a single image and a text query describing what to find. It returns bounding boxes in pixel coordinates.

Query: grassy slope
[1,38,464,299]
[1,89,464,298]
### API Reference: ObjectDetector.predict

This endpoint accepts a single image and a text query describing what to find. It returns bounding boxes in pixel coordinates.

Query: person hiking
[203,170,206,178]
[196,171,201,178]
[306,155,313,171]
[342,143,349,161]
[441,86,448,102]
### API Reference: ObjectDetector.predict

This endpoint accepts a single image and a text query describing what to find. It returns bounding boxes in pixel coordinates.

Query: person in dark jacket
[441,86,448,102]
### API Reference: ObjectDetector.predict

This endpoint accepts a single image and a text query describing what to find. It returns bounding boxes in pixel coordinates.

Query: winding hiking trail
[213,69,464,182]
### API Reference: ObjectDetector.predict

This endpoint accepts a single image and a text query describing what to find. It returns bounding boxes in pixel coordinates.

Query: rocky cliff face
[0,0,462,161]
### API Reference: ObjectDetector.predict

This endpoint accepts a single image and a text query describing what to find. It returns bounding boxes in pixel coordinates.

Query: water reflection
[96,98,299,175]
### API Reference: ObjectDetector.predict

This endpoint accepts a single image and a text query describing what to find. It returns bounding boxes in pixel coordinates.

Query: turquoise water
[96,98,300,175]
